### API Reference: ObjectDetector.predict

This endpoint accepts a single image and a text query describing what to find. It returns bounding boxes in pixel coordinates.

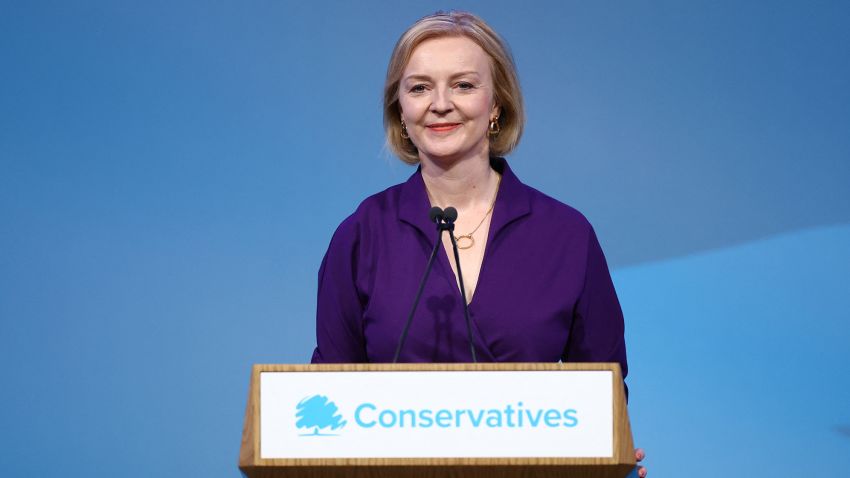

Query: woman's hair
[383,11,525,165]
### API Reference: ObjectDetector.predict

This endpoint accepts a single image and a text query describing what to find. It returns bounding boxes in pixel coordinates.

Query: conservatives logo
[296,396,578,436]
[295,395,347,436]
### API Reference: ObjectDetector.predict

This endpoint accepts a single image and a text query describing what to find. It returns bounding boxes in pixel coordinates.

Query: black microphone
[443,206,458,223]
[443,207,478,363]
[428,206,445,224]
[393,207,447,363]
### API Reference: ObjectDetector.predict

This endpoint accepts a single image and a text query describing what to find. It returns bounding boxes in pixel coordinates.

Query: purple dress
[311,158,627,382]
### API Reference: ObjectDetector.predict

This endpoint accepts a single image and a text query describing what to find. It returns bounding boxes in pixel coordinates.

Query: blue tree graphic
[295,395,347,436]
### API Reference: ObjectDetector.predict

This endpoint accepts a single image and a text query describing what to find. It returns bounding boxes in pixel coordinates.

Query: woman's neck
[420,154,497,210]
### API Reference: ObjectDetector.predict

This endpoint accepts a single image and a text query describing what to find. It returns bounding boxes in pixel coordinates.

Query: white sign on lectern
[260,370,613,459]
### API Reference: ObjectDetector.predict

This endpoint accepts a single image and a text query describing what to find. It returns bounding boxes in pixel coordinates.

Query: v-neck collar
[397,157,532,240]
[395,158,531,362]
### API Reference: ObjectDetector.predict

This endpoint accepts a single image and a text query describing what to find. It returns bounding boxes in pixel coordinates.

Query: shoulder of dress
[328,182,406,243]
[522,184,593,231]
[360,182,404,210]
[346,182,405,223]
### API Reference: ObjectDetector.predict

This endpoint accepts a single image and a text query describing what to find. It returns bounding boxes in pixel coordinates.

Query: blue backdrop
[1,1,848,476]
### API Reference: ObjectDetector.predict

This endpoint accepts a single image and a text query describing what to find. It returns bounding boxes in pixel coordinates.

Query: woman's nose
[430,88,453,114]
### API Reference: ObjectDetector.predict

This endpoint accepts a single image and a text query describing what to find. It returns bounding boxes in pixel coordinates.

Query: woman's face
[398,36,499,165]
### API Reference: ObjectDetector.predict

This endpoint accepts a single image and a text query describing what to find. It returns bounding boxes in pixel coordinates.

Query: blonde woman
[312,11,646,476]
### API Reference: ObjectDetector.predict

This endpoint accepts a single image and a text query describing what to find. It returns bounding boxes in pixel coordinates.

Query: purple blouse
[311,158,627,381]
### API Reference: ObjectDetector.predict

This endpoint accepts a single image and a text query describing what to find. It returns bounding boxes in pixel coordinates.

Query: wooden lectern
[240,363,635,478]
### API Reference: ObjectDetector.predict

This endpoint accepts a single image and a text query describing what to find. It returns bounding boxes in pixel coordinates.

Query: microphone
[393,207,447,363]
[428,206,445,224]
[443,207,478,363]
[443,206,458,223]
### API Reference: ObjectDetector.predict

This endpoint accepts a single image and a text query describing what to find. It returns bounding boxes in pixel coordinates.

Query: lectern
[239,363,635,478]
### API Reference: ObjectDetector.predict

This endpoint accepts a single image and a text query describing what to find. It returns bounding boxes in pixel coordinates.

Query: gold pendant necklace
[426,173,502,250]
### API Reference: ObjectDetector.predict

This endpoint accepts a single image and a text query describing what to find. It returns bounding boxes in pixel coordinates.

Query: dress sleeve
[564,226,629,395]
[310,216,368,363]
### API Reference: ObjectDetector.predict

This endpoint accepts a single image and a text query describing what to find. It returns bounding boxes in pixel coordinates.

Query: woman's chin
[417,143,488,165]
[419,150,468,166]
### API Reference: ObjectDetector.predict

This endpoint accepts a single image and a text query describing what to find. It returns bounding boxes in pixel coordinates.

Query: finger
[638,465,647,478]
[635,448,645,461]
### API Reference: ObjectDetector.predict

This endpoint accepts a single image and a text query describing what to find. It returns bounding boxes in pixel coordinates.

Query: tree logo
[295,395,347,436]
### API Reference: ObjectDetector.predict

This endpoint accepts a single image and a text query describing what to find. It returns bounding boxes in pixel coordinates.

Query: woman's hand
[635,448,647,477]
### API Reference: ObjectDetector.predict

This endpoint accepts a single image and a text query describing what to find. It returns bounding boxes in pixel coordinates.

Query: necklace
[426,173,502,250]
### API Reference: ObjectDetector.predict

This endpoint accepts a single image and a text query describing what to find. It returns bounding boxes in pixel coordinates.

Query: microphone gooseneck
[443,207,478,363]
[393,207,446,363]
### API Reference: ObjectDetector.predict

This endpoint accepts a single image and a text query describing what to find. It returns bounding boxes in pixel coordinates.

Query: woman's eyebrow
[402,71,482,83]
[402,74,431,83]
[450,71,481,79]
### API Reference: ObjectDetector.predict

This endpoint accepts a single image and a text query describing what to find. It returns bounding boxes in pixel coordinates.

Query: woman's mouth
[426,123,462,133]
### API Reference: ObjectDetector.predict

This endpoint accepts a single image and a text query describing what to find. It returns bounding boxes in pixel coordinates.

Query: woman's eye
[409,84,427,93]
[456,82,476,90]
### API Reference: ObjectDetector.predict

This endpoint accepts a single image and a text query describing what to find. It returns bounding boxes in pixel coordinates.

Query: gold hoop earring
[488,117,501,136]
[400,120,410,139]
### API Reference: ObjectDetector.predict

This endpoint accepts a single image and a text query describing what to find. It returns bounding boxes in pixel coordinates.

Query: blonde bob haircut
[383,11,525,165]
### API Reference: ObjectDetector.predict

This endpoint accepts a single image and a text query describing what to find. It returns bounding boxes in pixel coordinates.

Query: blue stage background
[1,1,849,476]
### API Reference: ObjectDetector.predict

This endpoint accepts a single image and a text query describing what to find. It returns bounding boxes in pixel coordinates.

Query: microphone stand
[393,208,446,363]
[443,208,478,363]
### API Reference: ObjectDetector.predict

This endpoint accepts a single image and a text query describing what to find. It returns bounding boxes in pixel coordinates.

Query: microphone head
[443,207,458,223]
[428,206,445,224]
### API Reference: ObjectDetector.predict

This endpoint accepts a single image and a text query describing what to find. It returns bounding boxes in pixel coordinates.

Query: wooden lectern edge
[239,363,636,474]
[239,464,636,478]
[248,362,623,372]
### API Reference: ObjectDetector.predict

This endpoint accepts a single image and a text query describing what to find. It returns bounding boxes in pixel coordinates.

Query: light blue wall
[1,1,848,476]
[620,225,850,476]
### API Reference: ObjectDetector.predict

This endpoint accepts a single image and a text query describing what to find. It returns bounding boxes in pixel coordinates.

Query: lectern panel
[239,363,635,478]
[261,370,612,459]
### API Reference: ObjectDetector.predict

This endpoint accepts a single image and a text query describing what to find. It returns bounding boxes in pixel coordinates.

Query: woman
[311,11,646,477]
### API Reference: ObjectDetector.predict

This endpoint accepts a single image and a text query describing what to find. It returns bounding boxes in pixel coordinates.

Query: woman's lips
[426,123,461,133]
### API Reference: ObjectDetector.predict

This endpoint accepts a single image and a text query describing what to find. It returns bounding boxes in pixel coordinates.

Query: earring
[488,117,501,136]
[400,120,410,139]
